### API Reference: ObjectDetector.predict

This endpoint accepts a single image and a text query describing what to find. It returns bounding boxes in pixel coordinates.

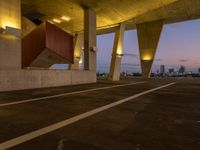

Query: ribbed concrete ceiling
[21,0,200,34]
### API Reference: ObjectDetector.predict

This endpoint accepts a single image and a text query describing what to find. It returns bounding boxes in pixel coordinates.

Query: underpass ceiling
[21,0,200,34]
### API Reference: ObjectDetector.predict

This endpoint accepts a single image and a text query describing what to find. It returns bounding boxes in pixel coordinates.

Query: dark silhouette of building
[160,65,165,76]
[169,68,174,74]
[179,65,186,74]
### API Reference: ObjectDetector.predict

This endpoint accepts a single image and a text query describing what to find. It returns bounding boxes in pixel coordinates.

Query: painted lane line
[0,81,146,107]
[0,82,175,150]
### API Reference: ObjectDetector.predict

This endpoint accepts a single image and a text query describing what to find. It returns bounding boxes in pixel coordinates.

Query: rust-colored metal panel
[22,23,46,68]
[22,22,74,68]
[46,22,74,63]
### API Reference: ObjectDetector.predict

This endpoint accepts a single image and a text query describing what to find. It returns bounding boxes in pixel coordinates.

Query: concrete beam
[84,8,97,71]
[137,20,164,78]
[109,23,125,81]
[69,33,83,70]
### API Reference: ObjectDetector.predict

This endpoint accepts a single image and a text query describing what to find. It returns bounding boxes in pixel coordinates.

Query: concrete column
[0,0,21,70]
[84,8,97,71]
[136,20,163,78]
[109,23,125,81]
[69,33,83,70]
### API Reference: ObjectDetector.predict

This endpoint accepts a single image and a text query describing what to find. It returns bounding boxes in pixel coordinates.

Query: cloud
[194,62,200,65]
[179,59,188,62]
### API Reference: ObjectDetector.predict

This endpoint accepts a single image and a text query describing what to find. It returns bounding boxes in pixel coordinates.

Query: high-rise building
[179,65,185,74]
[169,68,174,74]
[160,65,165,75]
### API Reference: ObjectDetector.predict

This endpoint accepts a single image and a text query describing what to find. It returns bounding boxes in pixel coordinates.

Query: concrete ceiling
[21,0,200,34]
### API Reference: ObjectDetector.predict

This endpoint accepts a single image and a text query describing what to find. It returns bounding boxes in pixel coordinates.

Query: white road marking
[0,81,146,107]
[0,82,175,150]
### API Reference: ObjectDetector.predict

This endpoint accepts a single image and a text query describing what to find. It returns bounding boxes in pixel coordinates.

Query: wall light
[5,26,21,37]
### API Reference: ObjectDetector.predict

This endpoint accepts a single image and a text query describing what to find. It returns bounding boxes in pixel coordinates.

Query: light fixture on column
[116,53,123,57]
[142,54,152,62]
[79,59,82,64]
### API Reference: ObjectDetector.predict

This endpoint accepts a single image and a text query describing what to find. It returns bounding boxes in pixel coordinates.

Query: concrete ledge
[0,70,96,92]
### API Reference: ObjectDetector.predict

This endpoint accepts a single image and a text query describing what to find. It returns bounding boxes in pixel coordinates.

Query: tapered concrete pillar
[137,20,164,78]
[109,23,125,81]
[84,8,96,71]
[69,33,83,70]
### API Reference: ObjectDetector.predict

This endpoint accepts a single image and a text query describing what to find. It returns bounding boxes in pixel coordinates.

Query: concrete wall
[0,70,96,92]
[0,34,21,70]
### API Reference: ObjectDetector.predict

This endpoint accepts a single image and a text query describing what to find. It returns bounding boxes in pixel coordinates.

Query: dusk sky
[97,19,200,73]
[54,19,200,73]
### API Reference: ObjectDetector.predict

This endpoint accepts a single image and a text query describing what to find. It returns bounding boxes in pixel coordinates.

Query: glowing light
[116,53,123,57]
[116,42,123,55]
[142,54,152,61]
[79,59,82,64]
[116,47,123,55]
[0,0,21,29]
[74,52,81,58]
[61,16,71,21]
[53,19,61,23]
[1,22,18,29]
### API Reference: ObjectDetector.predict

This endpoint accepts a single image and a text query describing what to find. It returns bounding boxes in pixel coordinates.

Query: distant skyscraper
[198,68,200,74]
[160,65,165,75]
[169,68,174,74]
[179,65,185,74]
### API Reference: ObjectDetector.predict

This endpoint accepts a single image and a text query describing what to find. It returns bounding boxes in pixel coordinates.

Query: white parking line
[0,81,146,107]
[0,82,175,150]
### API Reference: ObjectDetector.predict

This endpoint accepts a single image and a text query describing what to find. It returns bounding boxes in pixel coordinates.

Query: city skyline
[97,19,200,73]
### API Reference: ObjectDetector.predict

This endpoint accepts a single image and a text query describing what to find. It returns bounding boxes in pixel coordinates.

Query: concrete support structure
[84,8,97,71]
[69,33,84,70]
[0,0,21,70]
[137,20,164,78]
[0,1,96,92]
[21,16,36,38]
[0,70,96,92]
[109,23,125,81]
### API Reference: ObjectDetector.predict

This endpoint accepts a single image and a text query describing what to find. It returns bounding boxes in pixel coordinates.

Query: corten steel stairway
[22,22,74,68]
